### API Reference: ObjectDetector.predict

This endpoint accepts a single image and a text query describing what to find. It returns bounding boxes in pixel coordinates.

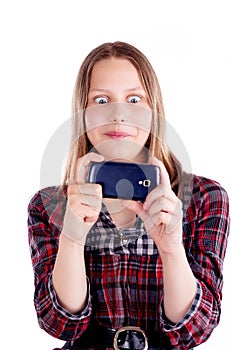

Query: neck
[103,198,136,230]
[106,149,149,164]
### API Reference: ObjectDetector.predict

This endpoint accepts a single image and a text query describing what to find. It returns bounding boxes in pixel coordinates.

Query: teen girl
[28,41,230,349]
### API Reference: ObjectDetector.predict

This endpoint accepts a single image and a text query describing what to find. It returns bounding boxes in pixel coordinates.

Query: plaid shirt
[28,174,230,349]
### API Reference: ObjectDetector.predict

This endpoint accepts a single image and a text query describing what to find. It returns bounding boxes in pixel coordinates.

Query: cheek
[85,115,103,133]
[136,112,152,139]
[86,129,99,146]
[85,105,110,132]
[134,109,152,138]
[136,129,151,145]
[85,104,152,131]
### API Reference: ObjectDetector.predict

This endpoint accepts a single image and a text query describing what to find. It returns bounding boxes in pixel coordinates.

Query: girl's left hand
[126,156,183,256]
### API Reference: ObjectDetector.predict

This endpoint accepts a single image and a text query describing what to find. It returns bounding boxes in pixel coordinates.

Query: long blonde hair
[62,41,182,190]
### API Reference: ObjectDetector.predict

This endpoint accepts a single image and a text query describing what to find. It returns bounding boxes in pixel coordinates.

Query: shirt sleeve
[48,275,91,321]
[159,178,230,349]
[27,187,92,341]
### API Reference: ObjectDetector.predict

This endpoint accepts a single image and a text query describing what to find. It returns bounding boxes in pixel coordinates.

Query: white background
[0,1,232,349]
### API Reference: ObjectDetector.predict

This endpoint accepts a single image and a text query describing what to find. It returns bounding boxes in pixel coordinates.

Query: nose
[110,103,128,122]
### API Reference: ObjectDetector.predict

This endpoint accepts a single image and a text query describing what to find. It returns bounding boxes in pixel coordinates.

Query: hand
[125,156,183,255]
[62,153,104,245]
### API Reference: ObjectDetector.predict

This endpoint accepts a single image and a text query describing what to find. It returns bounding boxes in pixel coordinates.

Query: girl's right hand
[61,153,104,245]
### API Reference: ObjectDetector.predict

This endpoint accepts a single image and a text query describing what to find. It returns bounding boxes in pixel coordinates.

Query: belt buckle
[113,326,148,350]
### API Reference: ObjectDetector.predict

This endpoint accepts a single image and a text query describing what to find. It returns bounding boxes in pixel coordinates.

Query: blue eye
[95,97,108,104]
[128,95,141,103]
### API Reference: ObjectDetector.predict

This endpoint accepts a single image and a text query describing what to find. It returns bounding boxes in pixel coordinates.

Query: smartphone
[87,161,160,201]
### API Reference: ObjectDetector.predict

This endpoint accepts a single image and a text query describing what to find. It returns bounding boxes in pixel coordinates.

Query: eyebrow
[89,87,146,94]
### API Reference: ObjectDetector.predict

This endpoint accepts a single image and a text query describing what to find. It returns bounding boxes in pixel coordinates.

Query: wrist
[60,232,85,250]
[159,243,185,262]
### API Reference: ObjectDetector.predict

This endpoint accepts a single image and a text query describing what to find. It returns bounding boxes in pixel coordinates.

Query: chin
[94,140,148,163]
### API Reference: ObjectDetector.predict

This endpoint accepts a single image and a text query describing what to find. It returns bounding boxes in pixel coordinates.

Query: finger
[68,197,101,220]
[147,210,182,235]
[143,184,166,211]
[145,211,170,232]
[84,215,100,223]
[167,216,182,234]
[123,200,144,218]
[148,156,171,187]
[68,183,102,197]
[123,200,154,233]
[147,197,176,217]
[124,200,157,231]
[76,152,104,184]
[141,214,157,232]
[69,193,102,213]
[78,184,102,211]
[143,183,177,212]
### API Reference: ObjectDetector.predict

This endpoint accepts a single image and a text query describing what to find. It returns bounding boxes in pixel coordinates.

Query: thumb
[148,155,170,187]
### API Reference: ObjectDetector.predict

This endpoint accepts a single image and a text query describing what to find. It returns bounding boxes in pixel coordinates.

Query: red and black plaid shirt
[28,174,230,349]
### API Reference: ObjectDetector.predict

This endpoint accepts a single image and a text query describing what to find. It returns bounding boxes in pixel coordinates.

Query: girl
[28,42,230,349]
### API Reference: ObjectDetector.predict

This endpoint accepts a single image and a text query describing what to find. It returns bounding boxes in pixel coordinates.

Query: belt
[70,319,171,349]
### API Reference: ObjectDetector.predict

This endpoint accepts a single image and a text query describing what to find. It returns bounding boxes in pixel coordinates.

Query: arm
[52,152,103,314]
[127,158,230,348]
[127,157,196,323]
[28,153,104,340]
[159,244,197,324]
[160,177,230,349]
[52,234,87,314]
[28,187,91,341]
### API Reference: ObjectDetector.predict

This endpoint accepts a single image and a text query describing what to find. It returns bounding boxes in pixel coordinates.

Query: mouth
[105,131,131,139]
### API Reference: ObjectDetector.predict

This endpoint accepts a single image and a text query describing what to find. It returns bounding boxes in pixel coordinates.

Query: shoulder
[28,186,67,227]
[192,174,229,204]
[181,172,229,202]
[182,173,229,223]
[28,186,67,208]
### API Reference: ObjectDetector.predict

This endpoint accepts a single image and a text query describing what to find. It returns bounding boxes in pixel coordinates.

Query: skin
[85,57,152,163]
[53,57,197,324]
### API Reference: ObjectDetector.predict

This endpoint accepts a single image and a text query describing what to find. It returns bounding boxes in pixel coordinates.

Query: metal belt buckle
[113,325,148,350]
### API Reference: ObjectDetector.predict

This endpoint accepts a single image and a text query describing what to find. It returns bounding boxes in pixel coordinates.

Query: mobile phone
[87,161,160,201]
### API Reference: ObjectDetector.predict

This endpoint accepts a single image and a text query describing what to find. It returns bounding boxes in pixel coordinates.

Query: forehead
[89,57,143,89]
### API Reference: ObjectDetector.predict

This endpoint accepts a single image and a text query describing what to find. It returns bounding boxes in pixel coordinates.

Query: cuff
[160,280,202,331]
[48,274,91,321]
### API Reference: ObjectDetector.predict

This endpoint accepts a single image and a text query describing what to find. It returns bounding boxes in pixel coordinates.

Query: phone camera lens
[143,180,151,187]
